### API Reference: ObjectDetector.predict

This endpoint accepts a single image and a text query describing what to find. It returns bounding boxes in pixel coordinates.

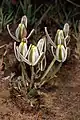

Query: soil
[0,28,80,120]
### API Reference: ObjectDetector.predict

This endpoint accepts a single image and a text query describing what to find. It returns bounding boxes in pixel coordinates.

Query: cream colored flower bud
[63,23,69,36]
[28,45,39,65]
[15,23,27,41]
[56,44,67,62]
[19,40,27,57]
[55,30,66,47]
[21,15,27,28]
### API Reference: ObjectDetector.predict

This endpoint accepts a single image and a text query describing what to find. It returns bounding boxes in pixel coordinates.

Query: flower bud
[19,40,27,57]
[28,45,39,65]
[63,23,69,37]
[55,30,66,47]
[21,15,27,28]
[15,23,27,41]
[56,44,67,62]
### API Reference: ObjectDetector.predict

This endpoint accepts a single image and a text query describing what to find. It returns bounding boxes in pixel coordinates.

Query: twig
[66,0,80,7]
[72,34,78,41]
[0,44,7,49]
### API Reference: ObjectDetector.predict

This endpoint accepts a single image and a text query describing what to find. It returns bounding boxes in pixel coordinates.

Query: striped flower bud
[18,40,27,57]
[56,44,67,62]
[15,23,27,41]
[14,38,28,62]
[55,30,66,47]
[28,45,39,65]
[27,44,45,67]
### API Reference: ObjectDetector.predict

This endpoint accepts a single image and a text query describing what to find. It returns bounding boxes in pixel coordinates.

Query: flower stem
[30,66,34,89]
[41,57,56,80]
[20,62,27,90]
[39,62,62,88]
[20,62,31,90]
